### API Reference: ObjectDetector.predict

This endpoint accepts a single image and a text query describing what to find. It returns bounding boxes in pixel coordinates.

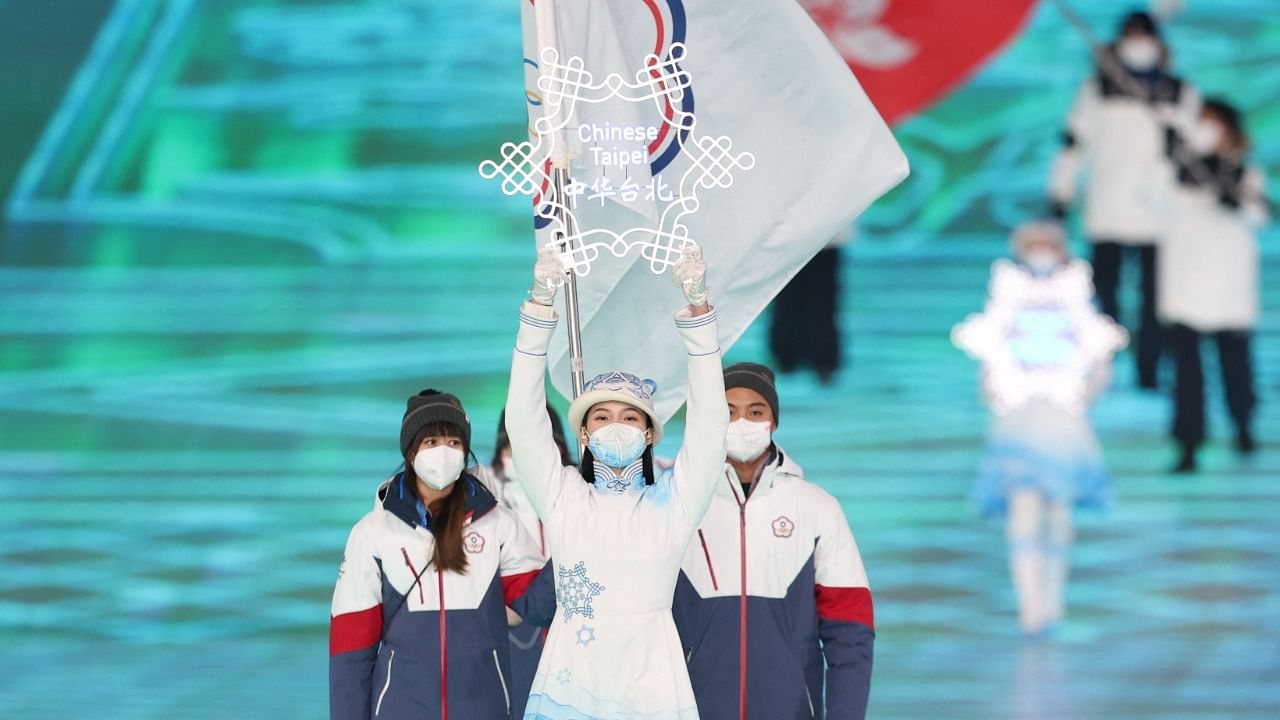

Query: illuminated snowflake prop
[952,260,1128,416]
[478,43,755,276]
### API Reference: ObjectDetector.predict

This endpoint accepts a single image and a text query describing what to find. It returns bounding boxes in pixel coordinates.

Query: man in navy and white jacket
[673,362,875,720]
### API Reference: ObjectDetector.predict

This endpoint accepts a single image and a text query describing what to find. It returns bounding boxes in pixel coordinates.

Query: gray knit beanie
[401,389,471,455]
[723,362,780,424]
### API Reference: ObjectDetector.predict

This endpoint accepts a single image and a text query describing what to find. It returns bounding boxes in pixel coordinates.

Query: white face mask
[1023,251,1061,276]
[1117,37,1160,72]
[413,446,466,490]
[587,423,649,468]
[1187,120,1223,155]
[500,455,518,482]
[725,418,773,463]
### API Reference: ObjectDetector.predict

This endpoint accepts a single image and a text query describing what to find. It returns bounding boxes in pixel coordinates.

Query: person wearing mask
[1157,98,1268,472]
[673,362,875,719]
[485,406,574,717]
[505,243,729,719]
[329,390,548,720]
[1048,10,1199,389]
[955,223,1126,637]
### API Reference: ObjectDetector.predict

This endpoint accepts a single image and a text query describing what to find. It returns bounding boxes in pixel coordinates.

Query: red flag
[802,0,1037,125]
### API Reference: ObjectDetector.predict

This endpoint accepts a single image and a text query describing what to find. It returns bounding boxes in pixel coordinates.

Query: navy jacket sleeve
[510,558,558,628]
[812,489,875,720]
[819,613,875,720]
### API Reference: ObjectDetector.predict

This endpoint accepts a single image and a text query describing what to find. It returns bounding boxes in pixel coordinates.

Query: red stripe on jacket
[815,585,874,628]
[329,604,383,656]
[501,569,540,606]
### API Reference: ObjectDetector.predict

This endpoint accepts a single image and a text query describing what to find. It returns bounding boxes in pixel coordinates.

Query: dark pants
[770,247,841,376]
[1091,241,1161,387]
[1168,323,1256,449]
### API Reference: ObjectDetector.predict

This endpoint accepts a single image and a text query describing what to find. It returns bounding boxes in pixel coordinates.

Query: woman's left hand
[673,243,710,315]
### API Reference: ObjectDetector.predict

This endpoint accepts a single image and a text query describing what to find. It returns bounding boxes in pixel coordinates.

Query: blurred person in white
[1157,98,1269,473]
[1048,10,1199,390]
[955,223,1126,637]
[769,226,853,385]
[483,406,574,718]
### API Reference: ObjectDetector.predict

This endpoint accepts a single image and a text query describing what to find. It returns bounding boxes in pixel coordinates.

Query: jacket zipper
[374,649,394,716]
[736,486,748,720]
[400,547,424,605]
[697,529,719,591]
[492,648,511,716]
[438,567,448,720]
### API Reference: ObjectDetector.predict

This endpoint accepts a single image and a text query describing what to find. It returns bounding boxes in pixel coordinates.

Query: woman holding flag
[504,243,728,719]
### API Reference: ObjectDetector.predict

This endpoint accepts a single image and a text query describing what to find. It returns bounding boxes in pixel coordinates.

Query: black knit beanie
[1120,11,1159,38]
[723,362,780,424]
[401,389,471,455]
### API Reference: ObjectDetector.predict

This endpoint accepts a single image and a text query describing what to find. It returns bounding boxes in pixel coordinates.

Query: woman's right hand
[530,244,566,306]
[673,242,710,314]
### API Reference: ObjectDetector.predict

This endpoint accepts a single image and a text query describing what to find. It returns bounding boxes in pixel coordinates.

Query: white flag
[520,0,909,421]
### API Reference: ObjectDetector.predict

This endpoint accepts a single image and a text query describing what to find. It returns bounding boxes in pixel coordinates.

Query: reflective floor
[1,1,1278,718]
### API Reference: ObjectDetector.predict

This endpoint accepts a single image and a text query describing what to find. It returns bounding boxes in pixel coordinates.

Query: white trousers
[1006,489,1074,634]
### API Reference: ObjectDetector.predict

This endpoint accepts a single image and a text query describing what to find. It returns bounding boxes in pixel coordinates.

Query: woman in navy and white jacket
[673,363,875,720]
[329,389,548,720]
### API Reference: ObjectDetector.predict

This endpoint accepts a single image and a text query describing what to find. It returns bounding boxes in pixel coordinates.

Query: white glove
[530,244,566,306]
[672,243,709,307]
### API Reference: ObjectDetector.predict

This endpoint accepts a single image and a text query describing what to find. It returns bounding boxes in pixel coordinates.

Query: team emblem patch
[463,532,486,554]
[771,516,795,538]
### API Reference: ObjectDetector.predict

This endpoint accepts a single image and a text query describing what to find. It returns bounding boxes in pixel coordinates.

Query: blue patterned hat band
[568,370,665,446]
[583,371,658,399]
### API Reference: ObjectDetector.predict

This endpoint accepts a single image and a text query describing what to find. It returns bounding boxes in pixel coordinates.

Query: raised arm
[505,247,571,520]
[670,245,730,525]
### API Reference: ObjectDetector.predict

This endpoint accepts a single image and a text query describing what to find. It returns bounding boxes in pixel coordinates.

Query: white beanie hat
[568,371,664,445]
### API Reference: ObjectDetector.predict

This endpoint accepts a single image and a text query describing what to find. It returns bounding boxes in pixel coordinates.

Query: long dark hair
[405,421,472,574]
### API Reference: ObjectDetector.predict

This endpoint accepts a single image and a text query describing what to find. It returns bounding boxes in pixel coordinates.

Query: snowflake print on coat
[557,561,606,622]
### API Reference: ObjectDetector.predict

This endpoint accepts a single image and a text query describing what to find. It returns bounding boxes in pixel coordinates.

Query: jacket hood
[718,444,805,503]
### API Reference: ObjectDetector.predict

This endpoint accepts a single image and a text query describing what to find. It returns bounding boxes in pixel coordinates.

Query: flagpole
[534,0,587,400]
[550,167,587,399]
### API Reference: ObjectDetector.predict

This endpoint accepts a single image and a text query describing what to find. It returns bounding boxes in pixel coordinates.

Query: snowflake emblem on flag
[478,43,755,277]
[952,260,1128,416]
[575,624,597,647]
[556,561,606,622]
